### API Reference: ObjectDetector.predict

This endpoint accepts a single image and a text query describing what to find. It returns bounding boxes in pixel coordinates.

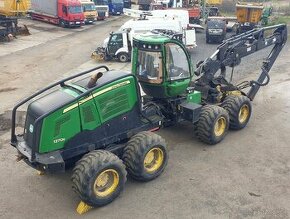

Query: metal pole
[202,0,206,24]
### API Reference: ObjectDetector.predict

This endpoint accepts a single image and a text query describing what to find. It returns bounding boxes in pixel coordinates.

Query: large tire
[122,131,168,182]
[194,105,229,145]
[117,52,129,62]
[71,150,127,207]
[222,95,252,130]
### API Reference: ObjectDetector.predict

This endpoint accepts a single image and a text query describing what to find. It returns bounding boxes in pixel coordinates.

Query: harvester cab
[131,24,287,136]
[133,24,287,103]
[132,33,194,98]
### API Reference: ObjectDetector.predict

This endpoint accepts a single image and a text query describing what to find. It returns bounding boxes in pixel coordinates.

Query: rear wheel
[72,150,127,207]
[194,105,229,145]
[222,95,252,130]
[122,131,168,181]
[117,52,129,62]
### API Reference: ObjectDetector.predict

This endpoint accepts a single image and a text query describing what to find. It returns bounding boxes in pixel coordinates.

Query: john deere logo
[29,124,33,133]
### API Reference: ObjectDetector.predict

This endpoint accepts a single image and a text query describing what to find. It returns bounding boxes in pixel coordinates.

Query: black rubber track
[71,150,127,207]
[122,131,168,182]
[222,95,252,130]
[194,105,229,145]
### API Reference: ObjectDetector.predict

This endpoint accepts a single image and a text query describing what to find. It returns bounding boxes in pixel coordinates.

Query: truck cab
[81,0,97,24]
[58,0,85,27]
[108,0,124,15]
[94,0,109,20]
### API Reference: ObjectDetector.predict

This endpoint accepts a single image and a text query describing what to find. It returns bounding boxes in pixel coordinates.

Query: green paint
[166,79,191,97]
[134,34,170,44]
[38,76,137,153]
[93,77,138,123]
[39,103,81,153]
[187,91,201,104]
[79,95,101,130]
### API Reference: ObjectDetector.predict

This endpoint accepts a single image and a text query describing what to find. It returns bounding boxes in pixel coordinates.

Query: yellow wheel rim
[214,117,226,137]
[239,105,249,124]
[93,169,119,197]
[144,148,164,173]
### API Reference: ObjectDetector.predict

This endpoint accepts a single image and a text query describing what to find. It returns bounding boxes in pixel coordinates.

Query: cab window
[110,34,123,43]
[165,43,190,81]
[136,50,162,84]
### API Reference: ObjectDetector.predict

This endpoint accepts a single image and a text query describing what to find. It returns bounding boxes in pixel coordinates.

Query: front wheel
[71,150,127,207]
[194,105,229,145]
[117,52,129,62]
[122,131,168,182]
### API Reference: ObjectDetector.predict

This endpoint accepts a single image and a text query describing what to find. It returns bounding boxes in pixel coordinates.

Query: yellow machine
[206,0,222,5]
[81,0,97,24]
[0,0,30,16]
[236,2,264,33]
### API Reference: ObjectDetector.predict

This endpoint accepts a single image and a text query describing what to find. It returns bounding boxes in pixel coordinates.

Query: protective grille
[98,88,129,120]
[98,12,105,17]
[82,105,95,123]
[54,115,71,137]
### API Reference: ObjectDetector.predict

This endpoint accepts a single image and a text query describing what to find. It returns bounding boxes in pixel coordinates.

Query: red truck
[30,0,85,27]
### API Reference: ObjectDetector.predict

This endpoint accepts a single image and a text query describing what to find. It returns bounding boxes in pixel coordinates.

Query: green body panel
[134,34,170,44]
[166,79,191,97]
[187,91,201,104]
[79,95,101,130]
[93,77,138,123]
[39,103,81,153]
[38,76,138,154]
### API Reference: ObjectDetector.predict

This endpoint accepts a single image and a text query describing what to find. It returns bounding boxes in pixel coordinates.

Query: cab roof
[133,33,171,44]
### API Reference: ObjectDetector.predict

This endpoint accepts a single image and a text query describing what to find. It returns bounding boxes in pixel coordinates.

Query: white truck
[92,9,196,62]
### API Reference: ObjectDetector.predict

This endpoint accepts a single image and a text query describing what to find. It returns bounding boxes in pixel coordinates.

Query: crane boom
[194,24,287,102]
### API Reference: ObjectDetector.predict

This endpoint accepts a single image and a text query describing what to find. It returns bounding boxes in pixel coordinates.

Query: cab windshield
[136,50,162,84]
[83,4,96,11]
[112,0,123,4]
[95,0,108,5]
[165,43,190,80]
[69,6,83,14]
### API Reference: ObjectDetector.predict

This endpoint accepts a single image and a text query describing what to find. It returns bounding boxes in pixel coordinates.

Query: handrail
[11,65,109,145]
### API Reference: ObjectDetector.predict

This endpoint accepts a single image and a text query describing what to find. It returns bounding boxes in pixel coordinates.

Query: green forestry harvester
[11,24,287,214]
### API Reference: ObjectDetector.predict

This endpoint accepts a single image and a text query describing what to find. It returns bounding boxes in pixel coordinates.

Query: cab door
[107,33,124,56]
